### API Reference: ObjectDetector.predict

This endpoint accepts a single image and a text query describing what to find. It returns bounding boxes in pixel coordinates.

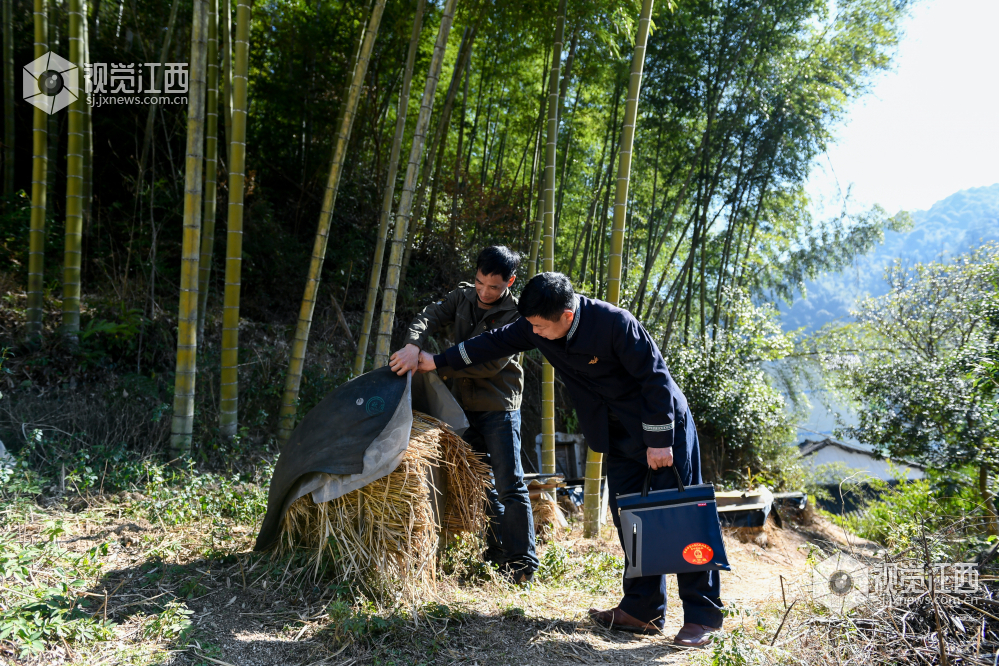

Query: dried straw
[436,417,491,534]
[533,496,569,541]
[277,411,490,599]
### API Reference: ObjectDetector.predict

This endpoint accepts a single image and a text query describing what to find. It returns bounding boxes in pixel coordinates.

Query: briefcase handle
[641,464,685,497]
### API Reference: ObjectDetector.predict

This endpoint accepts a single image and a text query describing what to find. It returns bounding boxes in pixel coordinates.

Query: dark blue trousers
[462,409,539,573]
[606,408,724,628]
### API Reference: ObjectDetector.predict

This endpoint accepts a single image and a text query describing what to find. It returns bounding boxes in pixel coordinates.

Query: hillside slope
[781,183,999,331]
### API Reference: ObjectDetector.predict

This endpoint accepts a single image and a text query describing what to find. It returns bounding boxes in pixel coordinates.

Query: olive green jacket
[404,283,523,412]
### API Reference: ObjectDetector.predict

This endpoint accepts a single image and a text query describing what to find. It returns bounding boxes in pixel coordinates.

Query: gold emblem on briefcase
[589,356,599,364]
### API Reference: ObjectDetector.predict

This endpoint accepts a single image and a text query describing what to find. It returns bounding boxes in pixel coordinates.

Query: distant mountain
[780,184,999,332]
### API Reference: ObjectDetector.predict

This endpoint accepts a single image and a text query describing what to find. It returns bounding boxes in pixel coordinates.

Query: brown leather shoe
[673,622,722,647]
[588,607,662,636]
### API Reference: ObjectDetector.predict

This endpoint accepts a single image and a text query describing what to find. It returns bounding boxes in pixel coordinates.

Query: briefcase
[617,466,731,578]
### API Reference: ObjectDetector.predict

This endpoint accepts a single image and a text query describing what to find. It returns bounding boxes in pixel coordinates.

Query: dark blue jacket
[436,295,688,454]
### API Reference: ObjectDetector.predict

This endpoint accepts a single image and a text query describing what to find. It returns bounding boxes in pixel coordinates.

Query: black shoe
[482,546,506,566]
[512,570,534,587]
[501,564,535,587]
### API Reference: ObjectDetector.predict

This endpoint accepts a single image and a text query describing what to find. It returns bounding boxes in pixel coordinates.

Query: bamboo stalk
[27,0,48,338]
[353,0,427,377]
[135,0,181,193]
[44,0,57,211]
[605,0,652,306]
[62,0,85,343]
[449,51,470,239]
[371,0,459,370]
[552,30,577,236]
[196,0,219,343]
[553,89,581,239]
[220,0,232,164]
[218,0,251,439]
[277,0,388,441]
[584,0,654,538]
[540,0,566,489]
[420,25,475,239]
[2,0,14,194]
[525,59,548,277]
[400,23,475,286]
[81,0,92,229]
[168,0,210,459]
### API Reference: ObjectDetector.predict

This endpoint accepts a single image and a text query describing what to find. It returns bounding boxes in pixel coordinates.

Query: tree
[196,0,220,343]
[669,288,796,484]
[833,245,999,534]
[80,0,92,231]
[975,295,999,401]
[135,0,183,199]
[400,22,476,296]
[277,0,388,442]
[583,0,654,538]
[220,0,232,162]
[169,0,210,459]
[525,56,550,279]
[629,0,913,349]
[353,0,427,377]
[62,0,86,343]
[27,0,48,338]
[540,0,566,490]
[3,0,13,194]
[1,0,916,481]
[218,0,252,439]
[371,0,459,370]
[44,0,57,213]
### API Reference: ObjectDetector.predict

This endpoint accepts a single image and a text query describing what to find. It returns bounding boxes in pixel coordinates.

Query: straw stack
[278,411,490,598]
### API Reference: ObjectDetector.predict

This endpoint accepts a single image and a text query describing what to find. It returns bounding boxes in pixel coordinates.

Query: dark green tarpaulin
[254,367,467,551]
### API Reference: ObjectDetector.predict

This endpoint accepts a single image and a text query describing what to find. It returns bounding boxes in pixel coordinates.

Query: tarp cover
[254,367,467,551]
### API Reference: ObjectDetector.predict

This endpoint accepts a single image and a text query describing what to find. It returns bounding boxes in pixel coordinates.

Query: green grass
[0,440,272,662]
[0,522,115,659]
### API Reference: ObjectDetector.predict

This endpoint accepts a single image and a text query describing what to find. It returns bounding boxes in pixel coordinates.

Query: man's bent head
[519,272,575,339]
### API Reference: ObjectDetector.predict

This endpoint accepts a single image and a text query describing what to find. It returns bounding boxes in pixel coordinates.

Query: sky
[805,0,999,218]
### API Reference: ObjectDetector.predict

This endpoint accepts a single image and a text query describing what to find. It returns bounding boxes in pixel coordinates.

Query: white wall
[800,446,925,481]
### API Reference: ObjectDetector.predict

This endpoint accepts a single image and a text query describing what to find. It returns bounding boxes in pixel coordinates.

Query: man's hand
[388,344,421,376]
[416,350,437,373]
[647,446,674,470]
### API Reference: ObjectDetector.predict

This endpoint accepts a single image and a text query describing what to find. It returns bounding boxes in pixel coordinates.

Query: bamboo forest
[2,0,999,662]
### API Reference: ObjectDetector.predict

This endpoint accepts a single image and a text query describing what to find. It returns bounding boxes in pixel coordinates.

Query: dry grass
[533,497,569,541]
[276,411,490,601]
[11,464,988,665]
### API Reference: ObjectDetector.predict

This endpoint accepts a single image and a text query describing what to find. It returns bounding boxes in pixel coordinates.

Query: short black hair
[518,272,575,321]
[476,246,521,281]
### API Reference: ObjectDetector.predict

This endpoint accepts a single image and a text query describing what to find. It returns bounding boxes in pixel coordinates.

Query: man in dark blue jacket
[407,272,724,647]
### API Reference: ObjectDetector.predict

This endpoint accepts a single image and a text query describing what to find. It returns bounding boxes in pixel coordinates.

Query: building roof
[797,438,927,471]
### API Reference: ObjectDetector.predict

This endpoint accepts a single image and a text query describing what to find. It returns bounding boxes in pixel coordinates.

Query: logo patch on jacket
[589,356,599,364]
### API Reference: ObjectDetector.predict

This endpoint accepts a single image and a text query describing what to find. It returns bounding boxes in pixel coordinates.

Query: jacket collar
[565,295,581,348]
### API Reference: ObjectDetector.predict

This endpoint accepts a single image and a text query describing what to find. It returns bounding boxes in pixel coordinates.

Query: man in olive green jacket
[390,246,537,582]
